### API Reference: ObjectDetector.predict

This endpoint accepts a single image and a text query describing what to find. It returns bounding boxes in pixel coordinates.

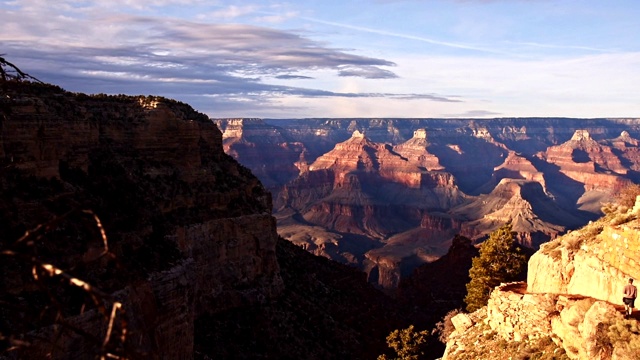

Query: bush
[377,325,429,360]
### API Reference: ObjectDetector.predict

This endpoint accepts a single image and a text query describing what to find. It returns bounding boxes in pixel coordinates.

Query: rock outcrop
[442,196,640,360]
[443,282,629,360]
[0,81,282,358]
[538,129,630,193]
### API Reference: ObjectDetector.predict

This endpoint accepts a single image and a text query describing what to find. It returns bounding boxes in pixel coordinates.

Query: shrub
[377,325,429,360]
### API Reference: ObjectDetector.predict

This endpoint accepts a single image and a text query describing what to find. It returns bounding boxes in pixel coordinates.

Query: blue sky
[1,0,639,118]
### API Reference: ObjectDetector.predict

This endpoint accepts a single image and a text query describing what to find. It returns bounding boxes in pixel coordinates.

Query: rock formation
[537,129,631,212]
[442,196,640,360]
[214,118,306,190]
[0,81,282,358]
[275,130,467,288]
[392,129,444,171]
[452,178,585,248]
[254,120,640,288]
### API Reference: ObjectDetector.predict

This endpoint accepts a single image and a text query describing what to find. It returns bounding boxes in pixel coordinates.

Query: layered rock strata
[0,82,282,358]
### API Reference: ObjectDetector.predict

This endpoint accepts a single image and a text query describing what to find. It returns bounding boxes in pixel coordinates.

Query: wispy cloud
[443,109,502,118]
[275,74,314,80]
[300,16,510,55]
[0,5,461,117]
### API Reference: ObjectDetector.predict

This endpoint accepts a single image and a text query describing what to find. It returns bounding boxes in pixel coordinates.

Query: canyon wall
[219,118,640,288]
[0,82,282,358]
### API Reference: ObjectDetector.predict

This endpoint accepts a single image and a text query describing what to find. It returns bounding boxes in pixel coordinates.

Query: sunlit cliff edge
[442,196,640,360]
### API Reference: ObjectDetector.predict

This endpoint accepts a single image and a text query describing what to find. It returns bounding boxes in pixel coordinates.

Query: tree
[464,223,527,312]
[377,325,429,360]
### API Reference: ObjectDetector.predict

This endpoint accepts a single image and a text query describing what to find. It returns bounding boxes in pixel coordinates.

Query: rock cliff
[214,118,306,191]
[0,81,282,358]
[442,196,640,360]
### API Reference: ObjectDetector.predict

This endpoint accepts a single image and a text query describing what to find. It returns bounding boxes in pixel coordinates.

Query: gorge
[4,75,640,359]
[216,117,640,289]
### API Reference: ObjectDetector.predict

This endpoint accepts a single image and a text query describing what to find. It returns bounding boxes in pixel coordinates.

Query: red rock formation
[541,129,628,182]
[478,151,547,193]
[393,129,444,171]
[606,131,640,174]
[276,130,467,288]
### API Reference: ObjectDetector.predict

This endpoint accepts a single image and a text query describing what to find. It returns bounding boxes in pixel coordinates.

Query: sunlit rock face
[0,82,282,358]
[539,129,630,190]
[443,282,626,360]
[275,130,468,288]
[442,199,640,360]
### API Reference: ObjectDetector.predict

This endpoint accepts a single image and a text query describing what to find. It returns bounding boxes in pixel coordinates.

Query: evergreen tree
[464,223,527,312]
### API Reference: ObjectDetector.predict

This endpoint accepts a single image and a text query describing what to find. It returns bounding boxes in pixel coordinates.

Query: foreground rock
[0,81,282,358]
[442,198,640,360]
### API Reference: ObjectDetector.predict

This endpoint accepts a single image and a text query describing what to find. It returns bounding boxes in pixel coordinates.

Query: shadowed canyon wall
[0,82,282,358]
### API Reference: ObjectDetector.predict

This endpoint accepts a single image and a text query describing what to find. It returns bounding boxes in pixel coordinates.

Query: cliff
[214,118,306,191]
[0,81,282,358]
[442,195,640,359]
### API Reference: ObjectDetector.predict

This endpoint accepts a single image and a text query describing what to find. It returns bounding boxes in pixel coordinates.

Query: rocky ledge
[442,196,640,360]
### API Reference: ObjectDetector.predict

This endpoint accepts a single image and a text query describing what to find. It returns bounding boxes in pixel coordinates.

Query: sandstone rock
[451,313,474,332]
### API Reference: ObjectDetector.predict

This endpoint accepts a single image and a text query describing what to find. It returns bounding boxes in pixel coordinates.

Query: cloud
[0,5,412,116]
[443,110,502,118]
[206,5,259,19]
[275,74,314,80]
[337,65,398,79]
[392,94,462,102]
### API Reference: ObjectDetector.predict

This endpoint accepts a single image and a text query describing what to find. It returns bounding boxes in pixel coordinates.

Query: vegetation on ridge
[464,223,528,312]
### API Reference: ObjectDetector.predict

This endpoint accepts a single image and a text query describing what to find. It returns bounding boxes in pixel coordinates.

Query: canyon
[216,118,640,288]
[0,81,420,359]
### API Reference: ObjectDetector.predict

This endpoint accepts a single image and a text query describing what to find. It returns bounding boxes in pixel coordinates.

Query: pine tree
[464,223,527,312]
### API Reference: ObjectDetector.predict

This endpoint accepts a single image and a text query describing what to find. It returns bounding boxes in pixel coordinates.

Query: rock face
[442,197,640,360]
[0,82,282,358]
[537,129,631,213]
[443,282,626,360]
[275,130,467,288]
[528,209,640,305]
[214,118,307,191]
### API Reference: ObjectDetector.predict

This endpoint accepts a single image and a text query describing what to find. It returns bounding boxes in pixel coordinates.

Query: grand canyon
[216,117,640,288]
[4,68,640,359]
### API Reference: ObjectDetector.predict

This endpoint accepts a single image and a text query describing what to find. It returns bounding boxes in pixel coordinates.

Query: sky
[1,0,640,119]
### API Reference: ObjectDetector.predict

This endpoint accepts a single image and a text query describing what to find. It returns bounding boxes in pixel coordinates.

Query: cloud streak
[1,6,462,117]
